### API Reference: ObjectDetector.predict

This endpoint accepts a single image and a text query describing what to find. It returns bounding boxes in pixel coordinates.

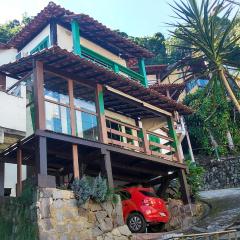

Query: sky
[0,0,178,37]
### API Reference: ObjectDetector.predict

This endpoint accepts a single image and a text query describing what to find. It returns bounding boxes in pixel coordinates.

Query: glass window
[73,82,96,113]
[45,101,71,135]
[75,110,98,141]
[44,72,69,105]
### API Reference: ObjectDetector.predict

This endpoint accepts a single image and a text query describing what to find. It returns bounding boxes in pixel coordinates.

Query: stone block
[96,211,108,223]
[40,198,51,219]
[90,201,103,212]
[111,228,121,237]
[53,199,64,209]
[117,225,131,237]
[88,211,97,223]
[92,227,104,237]
[101,201,113,217]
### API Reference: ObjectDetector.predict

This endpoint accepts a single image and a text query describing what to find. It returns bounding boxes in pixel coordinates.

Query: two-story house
[0,2,192,203]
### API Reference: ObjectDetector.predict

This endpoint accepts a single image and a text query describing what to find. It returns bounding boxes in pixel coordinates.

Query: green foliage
[0,13,32,43]
[185,160,205,198]
[0,180,38,240]
[92,174,108,203]
[184,86,240,156]
[72,175,117,205]
[71,176,92,205]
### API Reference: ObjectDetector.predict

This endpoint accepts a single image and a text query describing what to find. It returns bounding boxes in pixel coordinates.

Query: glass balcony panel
[44,72,69,105]
[45,101,71,135]
[73,82,96,113]
[75,110,99,141]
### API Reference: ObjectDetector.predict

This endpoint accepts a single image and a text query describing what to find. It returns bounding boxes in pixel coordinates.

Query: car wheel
[127,213,147,233]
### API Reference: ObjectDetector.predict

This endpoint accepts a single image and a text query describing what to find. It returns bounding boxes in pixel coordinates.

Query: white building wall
[0,91,26,133]
[0,48,18,65]
[18,25,50,58]
[57,24,127,67]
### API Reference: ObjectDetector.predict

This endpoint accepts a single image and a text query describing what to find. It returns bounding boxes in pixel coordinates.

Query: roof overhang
[7,2,153,59]
[0,46,193,115]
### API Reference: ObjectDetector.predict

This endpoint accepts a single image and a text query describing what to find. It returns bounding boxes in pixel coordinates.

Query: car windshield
[140,190,158,198]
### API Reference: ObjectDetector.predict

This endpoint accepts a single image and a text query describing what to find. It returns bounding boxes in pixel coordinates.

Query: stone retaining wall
[197,156,240,190]
[37,188,132,240]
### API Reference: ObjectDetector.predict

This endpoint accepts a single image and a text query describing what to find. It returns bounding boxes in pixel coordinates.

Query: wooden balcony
[105,117,178,162]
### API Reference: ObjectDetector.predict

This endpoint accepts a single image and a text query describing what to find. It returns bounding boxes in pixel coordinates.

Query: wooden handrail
[106,117,141,131]
[146,130,174,142]
[149,141,175,152]
[106,128,141,142]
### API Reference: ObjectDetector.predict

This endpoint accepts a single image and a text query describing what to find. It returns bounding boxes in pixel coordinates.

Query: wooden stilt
[0,161,5,196]
[72,144,80,179]
[101,149,114,189]
[17,148,22,196]
[178,169,191,205]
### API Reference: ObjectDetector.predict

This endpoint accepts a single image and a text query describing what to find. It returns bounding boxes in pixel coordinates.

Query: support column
[50,19,57,46]
[96,84,108,144]
[101,149,114,189]
[0,161,5,196]
[138,58,148,87]
[137,120,150,155]
[167,116,182,162]
[35,136,55,187]
[68,79,80,179]
[0,73,6,91]
[72,144,80,179]
[71,19,81,56]
[17,148,22,197]
[33,61,45,130]
[178,169,191,205]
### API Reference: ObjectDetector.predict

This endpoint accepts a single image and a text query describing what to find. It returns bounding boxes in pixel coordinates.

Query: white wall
[19,25,50,58]
[57,24,127,67]
[0,91,26,133]
[0,48,18,65]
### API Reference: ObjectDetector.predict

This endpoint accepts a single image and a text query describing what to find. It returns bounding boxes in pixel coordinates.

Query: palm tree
[170,0,240,112]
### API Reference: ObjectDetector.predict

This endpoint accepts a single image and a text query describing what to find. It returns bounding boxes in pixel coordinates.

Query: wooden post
[0,161,5,196]
[96,84,108,144]
[137,120,150,155]
[50,19,57,46]
[33,61,45,130]
[35,136,56,188]
[72,144,80,179]
[68,79,80,179]
[71,19,81,56]
[167,116,182,162]
[101,149,114,189]
[17,148,22,196]
[0,73,6,91]
[138,58,148,87]
[178,169,191,205]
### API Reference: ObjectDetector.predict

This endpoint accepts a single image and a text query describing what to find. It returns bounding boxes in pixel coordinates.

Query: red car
[119,187,169,233]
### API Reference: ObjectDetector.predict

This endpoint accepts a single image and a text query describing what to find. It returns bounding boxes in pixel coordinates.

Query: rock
[101,202,113,217]
[40,198,50,219]
[111,228,121,237]
[90,201,102,212]
[96,211,108,223]
[92,227,104,237]
[53,199,64,209]
[88,211,97,223]
[79,229,92,240]
[99,217,113,232]
[117,225,131,236]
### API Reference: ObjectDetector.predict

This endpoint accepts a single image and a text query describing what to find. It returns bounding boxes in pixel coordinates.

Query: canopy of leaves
[184,86,240,156]
[0,13,32,43]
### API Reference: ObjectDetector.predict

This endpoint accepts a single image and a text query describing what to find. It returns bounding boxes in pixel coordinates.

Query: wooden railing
[106,117,178,162]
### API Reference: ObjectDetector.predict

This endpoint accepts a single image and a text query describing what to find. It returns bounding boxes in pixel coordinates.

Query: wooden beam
[72,144,80,179]
[105,85,172,117]
[33,61,45,130]
[96,84,108,144]
[101,149,114,189]
[0,161,5,196]
[50,19,57,46]
[17,148,22,196]
[178,169,191,205]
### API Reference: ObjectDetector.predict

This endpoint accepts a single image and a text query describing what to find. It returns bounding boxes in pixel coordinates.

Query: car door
[119,190,132,222]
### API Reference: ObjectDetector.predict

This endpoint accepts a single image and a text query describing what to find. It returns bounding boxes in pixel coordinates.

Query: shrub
[92,174,108,203]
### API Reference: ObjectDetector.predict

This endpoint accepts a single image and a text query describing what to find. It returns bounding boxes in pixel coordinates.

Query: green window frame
[30,36,49,55]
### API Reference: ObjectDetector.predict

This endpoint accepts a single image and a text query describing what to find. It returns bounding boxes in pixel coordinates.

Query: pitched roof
[0,46,192,115]
[7,2,153,59]
[0,42,9,49]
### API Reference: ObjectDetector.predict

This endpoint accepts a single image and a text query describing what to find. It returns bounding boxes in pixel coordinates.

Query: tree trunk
[219,69,240,113]
[226,130,235,150]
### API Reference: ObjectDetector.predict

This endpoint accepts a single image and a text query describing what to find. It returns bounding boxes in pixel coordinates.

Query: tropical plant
[92,174,108,203]
[170,0,240,112]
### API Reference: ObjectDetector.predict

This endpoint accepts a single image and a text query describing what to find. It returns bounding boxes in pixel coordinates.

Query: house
[0,2,192,203]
